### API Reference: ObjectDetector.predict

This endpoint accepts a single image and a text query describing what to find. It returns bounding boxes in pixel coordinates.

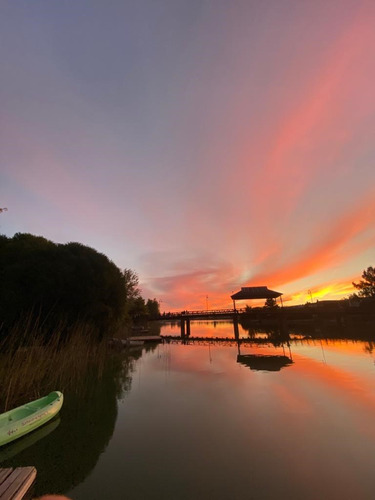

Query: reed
[0,320,110,413]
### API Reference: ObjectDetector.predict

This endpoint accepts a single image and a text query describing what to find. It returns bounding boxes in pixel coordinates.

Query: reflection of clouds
[288,352,375,420]
[1,356,134,496]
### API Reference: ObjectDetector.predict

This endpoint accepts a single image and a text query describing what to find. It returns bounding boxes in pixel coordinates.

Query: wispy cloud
[2,1,375,311]
[246,188,375,289]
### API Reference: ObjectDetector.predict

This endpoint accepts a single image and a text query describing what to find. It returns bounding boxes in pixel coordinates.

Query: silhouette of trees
[264,297,278,308]
[352,266,375,298]
[127,296,147,320]
[123,268,141,302]
[121,270,160,320]
[146,298,160,319]
[0,233,127,340]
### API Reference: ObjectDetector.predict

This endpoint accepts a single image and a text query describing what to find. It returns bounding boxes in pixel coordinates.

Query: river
[2,319,375,499]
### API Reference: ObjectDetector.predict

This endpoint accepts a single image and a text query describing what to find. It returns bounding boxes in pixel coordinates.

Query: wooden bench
[0,468,36,500]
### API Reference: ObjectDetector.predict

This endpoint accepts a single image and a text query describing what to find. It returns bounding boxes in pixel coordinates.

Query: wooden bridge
[164,309,245,338]
[163,308,246,320]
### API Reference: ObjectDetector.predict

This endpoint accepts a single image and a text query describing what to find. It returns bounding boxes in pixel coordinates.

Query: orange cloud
[140,5,375,312]
[143,187,375,310]
[147,185,375,307]
[142,263,239,311]
[248,191,375,288]
[287,279,357,304]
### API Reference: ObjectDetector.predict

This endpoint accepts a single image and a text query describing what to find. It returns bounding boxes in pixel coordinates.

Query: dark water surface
[3,320,375,499]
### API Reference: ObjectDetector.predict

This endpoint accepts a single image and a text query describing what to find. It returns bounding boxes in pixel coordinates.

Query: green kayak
[0,391,63,447]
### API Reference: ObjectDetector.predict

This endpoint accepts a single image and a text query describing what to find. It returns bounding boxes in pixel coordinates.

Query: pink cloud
[143,190,375,310]
[252,7,375,214]
[248,192,375,288]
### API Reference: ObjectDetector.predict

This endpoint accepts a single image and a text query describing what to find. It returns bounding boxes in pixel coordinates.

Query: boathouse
[231,286,283,309]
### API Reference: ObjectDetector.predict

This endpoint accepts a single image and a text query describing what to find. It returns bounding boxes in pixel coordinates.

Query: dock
[128,335,163,343]
[0,467,36,500]
[109,335,163,349]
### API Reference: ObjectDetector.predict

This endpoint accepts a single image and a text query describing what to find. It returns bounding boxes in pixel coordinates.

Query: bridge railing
[165,308,246,317]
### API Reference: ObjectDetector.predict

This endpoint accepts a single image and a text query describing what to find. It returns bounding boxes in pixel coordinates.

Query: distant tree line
[0,233,159,342]
[121,268,160,321]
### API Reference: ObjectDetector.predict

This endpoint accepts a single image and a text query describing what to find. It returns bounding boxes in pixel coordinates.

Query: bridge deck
[165,308,246,319]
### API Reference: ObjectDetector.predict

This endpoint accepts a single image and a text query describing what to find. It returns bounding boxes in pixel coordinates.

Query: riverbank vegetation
[0,232,159,411]
[0,320,111,412]
[0,233,159,344]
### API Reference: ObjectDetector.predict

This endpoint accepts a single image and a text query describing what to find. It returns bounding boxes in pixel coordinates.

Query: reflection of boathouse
[237,354,293,371]
[231,286,283,308]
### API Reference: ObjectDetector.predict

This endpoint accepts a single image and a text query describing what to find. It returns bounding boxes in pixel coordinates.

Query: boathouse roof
[231,286,282,300]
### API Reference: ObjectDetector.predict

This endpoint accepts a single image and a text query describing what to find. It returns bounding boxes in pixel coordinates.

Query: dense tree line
[0,233,159,341]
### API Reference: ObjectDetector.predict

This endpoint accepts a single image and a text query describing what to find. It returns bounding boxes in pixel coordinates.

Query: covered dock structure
[231,286,283,309]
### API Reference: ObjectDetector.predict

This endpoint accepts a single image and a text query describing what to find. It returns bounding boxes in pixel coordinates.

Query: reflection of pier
[162,336,292,344]
[162,332,294,371]
[237,354,293,371]
[162,335,293,347]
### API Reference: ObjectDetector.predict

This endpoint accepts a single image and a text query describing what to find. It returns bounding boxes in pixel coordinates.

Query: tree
[122,268,145,321]
[128,296,146,321]
[264,297,278,308]
[122,268,141,301]
[352,266,375,298]
[0,233,127,340]
[146,298,160,319]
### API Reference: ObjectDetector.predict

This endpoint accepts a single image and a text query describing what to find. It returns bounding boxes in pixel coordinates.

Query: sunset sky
[1,0,374,311]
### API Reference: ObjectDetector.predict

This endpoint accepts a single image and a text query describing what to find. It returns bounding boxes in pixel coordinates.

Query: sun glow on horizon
[156,279,358,313]
[1,1,375,314]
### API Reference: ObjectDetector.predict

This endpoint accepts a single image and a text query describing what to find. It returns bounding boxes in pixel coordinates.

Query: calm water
[3,320,375,499]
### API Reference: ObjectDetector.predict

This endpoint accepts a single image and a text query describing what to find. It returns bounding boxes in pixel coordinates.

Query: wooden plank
[9,467,36,500]
[0,470,13,486]
[0,469,22,498]
[0,467,36,500]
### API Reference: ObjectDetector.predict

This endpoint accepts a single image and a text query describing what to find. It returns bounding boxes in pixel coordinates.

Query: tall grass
[0,319,110,413]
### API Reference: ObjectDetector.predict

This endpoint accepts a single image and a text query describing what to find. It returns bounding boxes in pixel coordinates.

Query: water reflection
[4,319,375,499]
[0,417,60,464]
[236,353,293,371]
[161,315,375,346]
[1,352,136,496]
[160,317,375,377]
[70,333,375,500]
